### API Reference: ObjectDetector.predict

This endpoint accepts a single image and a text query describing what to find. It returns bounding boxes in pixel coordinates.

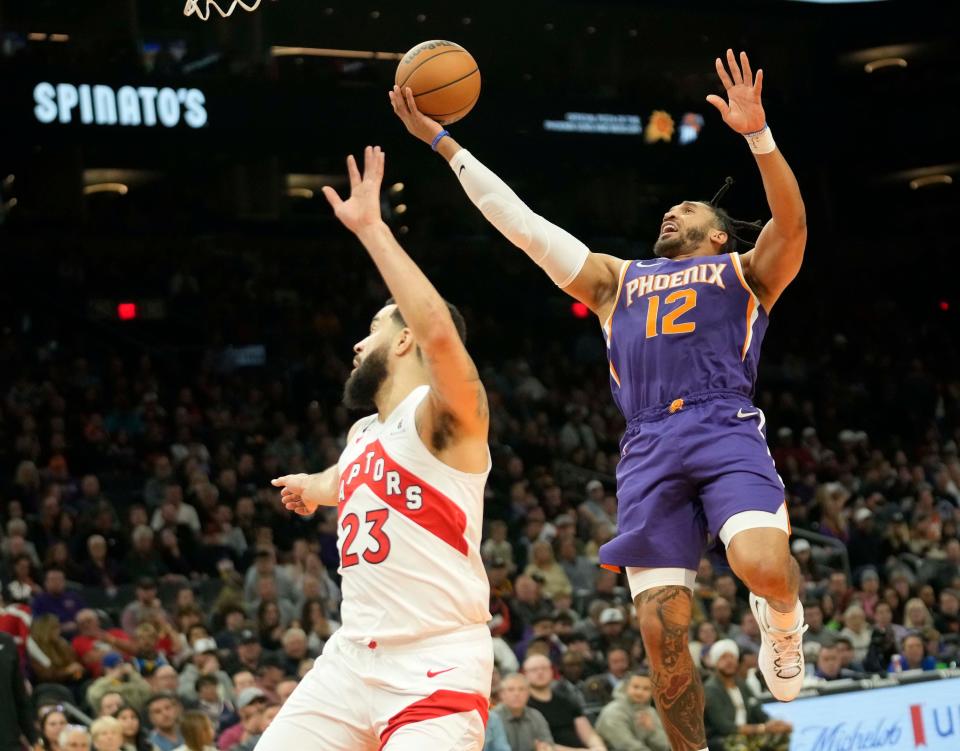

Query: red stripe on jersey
[339,440,469,556]
[378,689,488,749]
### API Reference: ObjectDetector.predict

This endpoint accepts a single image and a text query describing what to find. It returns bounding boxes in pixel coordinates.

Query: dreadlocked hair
[706,176,764,253]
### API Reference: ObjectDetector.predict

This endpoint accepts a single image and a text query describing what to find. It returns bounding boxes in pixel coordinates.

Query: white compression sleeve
[449,149,589,288]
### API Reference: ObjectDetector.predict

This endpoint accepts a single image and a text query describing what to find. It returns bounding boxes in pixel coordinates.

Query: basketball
[395,40,481,125]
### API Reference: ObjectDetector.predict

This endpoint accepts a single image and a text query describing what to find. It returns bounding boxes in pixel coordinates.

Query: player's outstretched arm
[706,49,807,310]
[389,85,623,320]
[322,146,488,469]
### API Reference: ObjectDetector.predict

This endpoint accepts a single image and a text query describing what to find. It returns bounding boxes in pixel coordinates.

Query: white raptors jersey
[335,384,491,646]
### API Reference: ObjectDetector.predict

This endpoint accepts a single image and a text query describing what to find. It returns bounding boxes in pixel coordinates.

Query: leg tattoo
[636,586,706,751]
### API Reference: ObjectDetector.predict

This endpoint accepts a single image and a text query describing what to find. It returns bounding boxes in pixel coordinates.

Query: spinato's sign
[33,82,208,128]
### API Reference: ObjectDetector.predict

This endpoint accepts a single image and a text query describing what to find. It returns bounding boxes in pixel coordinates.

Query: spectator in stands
[482,520,516,572]
[114,705,151,751]
[73,610,134,678]
[152,665,180,695]
[177,637,232,704]
[299,599,337,653]
[121,579,167,634]
[151,486,201,536]
[223,630,263,676]
[278,628,312,675]
[839,603,871,660]
[276,678,298,706]
[243,549,296,608]
[143,457,175,510]
[31,569,86,638]
[217,688,266,751]
[173,710,216,751]
[713,573,748,621]
[59,725,92,751]
[709,597,739,640]
[124,528,166,583]
[902,598,934,631]
[896,633,937,672]
[935,588,960,636]
[832,636,866,675]
[523,654,606,750]
[90,716,124,751]
[81,536,124,589]
[508,575,551,642]
[853,568,881,620]
[484,710,512,751]
[87,655,152,714]
[232,702,280,751]
[492,673,554,751]
[791,539,828,584]
[813,644,847,681]
[595,672,668,751]
[734,611,762,654]
[703,640,791,750]
[30,614,85,686]
[146,693,184,751]
[557,537,597,596]
[591,647,631,694]
[37,705,68,751]
[191,674,237,732]
[4,552,42,604]
[98,693,125,718]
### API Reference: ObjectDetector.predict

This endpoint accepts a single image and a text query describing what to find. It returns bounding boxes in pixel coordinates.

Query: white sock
[765,599,803,630]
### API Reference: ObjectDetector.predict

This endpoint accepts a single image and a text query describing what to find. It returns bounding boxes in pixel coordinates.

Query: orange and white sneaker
[750,592,807,701]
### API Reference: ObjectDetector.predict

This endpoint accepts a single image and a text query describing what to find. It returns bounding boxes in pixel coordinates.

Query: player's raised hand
[389,84,444,145]
[706,49,766,135]
[272,473,320,516]
[322,145,386,235]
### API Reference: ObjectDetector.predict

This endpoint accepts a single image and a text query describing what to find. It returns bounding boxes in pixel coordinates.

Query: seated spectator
[177,638,234,704]
[191,674,237,733]
[484,710,512,751]
[703,640,792,750]
[800,601,832,646]
[230,703,280,751]
[557,538,597,597]
[483,520,517,572]
[98,693,125,718]
[734,611,762,655]
[37,705,69,751]
[81,536,124,589]
[709,597,740,640]
[152,665,181,695]
[589,647,631,694]
[31,569,86,638]
[892,633,936,672]
[278,628,313,675]
[491,673,554,751]
[59,725,92,751]
[852,567,881,620]
[591,608,634,656]
[173,710,217,751]
[131,622,171,676]
[3,552,42,604]
[223,630,263,676]
[714,573,749,621]
[839,605,872,663]
[523,654,606,750]
[902,598,934,632]
[813,643,853,682]
[596,672,668,751]
[121,579,169,635]
[87,655,152,714]
[124,528,167,583]
[299,599,338,654]
[934,588,959,637]
[73,609,134,678]
[508,575,553,642]
[29,614,85,686]
[114,705,152,751]
[90,716,124,751]
[275,678,298,706]
[217,688,267,751]
[146,693,184,751]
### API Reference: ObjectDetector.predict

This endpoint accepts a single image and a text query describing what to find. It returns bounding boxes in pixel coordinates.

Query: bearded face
[342,342,389,411]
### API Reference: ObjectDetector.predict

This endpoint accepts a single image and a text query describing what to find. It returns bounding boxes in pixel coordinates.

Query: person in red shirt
[72,609,134,677]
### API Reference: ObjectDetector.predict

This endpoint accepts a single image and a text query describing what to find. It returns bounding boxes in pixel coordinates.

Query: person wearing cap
[703,640,791,749]
[178,637,234,705]
[222,630,263,676]
[87,654,153,715]
[790,538,827,583]
[579,479,613,531]
[216,688,267,751]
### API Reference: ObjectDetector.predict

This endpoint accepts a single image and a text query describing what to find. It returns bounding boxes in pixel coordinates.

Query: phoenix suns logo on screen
[33,82,208,128]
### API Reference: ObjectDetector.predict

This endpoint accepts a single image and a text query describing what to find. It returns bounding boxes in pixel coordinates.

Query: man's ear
[394,327,416,357]
[710,229,728,249]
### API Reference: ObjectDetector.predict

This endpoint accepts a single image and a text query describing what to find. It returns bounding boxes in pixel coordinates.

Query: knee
[732,547,792,595]
[636,588,692,662]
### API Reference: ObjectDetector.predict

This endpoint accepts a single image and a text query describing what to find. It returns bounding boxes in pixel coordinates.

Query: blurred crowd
[0,238,958,751]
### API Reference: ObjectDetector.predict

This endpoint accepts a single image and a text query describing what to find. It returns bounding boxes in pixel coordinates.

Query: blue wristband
[431,129,450,151]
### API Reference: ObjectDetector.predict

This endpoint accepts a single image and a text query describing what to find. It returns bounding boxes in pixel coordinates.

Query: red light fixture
[939,300,950,312]
[117,302,137,320]
[571,302,590,319]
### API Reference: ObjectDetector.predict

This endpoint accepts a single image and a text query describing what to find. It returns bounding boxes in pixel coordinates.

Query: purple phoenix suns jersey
[601,252,767,417]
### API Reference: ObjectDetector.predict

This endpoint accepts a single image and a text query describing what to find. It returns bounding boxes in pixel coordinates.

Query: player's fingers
[705,94,729,117]
[321,185,343,211]
[393,85,410,116]
[376,145,386,180]
[754,69,763,100]
[726,48,743,85]
[715,57,735,90]
[403,86,419,115]
[346,154,361,190]
[270,476,288,487]
[739,51,753,87]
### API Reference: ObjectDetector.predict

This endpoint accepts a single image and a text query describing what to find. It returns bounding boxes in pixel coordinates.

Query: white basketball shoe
[750,592,807,701]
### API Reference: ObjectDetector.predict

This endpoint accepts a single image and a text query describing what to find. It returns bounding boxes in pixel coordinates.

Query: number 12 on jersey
[645,289,697,338]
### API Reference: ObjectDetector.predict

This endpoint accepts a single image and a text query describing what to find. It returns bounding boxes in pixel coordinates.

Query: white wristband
[744,124,776,155]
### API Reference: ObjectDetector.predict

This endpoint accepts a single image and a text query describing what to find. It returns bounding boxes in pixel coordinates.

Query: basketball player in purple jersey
[394,49,804,750]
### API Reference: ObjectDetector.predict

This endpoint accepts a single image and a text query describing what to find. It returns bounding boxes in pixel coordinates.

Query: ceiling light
[394,203,407,215]
[389,182,404,194]
[28,33,47,41]
[83,183,128,195]
[49,34,70,42]
[909,175,953,190]
[864,57,907,73]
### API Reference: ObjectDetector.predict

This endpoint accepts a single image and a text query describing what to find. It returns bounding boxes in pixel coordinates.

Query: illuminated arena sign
[33,82,208,128]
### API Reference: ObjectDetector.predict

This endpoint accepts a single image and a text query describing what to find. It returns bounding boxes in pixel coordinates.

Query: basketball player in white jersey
[259,146,493,750]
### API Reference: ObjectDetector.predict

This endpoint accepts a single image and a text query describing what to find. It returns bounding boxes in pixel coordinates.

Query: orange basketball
[395,40,481,125]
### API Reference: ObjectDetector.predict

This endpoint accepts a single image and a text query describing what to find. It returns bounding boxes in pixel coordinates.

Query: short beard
[653,225,708,258]
[342,345,389,411]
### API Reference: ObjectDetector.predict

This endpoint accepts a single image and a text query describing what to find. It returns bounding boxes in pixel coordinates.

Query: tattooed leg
[636,585,706,751]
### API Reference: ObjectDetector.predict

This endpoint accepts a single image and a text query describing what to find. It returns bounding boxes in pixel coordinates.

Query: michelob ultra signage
[33,82,208,128]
